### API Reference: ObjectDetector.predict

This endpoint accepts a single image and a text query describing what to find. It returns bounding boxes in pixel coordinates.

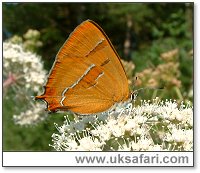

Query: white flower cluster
[13,103,47,125]
[51,98,193,151]
[3,42,46,92]
[23,29,41,40]
[3,41,48,125]
[23,29,43,51]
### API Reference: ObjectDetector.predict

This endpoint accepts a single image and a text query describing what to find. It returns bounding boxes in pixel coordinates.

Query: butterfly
[36,20,130,115]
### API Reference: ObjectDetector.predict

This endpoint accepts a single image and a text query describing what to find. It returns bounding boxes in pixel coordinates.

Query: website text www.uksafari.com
[74,153,191,166]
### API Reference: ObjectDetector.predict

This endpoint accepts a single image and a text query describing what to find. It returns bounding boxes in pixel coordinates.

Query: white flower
[23,29,41,39]
[164,123,193,151]
[77,137,103,151]
[91,125,112,141]
[3,42,47,92]
[124,118,137,131]
[3,41,48,125]
[13,103,47,125]
[130,141,140,151]
[183,141,193,151]
[179,108,193,126]
[51,99,193,151]
[137,137,153,150]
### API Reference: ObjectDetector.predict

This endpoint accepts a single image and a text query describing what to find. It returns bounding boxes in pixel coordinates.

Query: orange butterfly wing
[36,20,129,114]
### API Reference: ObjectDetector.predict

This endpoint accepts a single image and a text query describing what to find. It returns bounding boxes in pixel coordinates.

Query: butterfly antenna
[130,86,164,101]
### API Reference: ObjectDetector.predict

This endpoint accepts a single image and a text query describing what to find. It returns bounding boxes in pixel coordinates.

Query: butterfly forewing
[36,20,129,114]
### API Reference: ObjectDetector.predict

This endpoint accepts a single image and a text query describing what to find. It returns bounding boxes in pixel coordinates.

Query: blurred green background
[3,2,193,151]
